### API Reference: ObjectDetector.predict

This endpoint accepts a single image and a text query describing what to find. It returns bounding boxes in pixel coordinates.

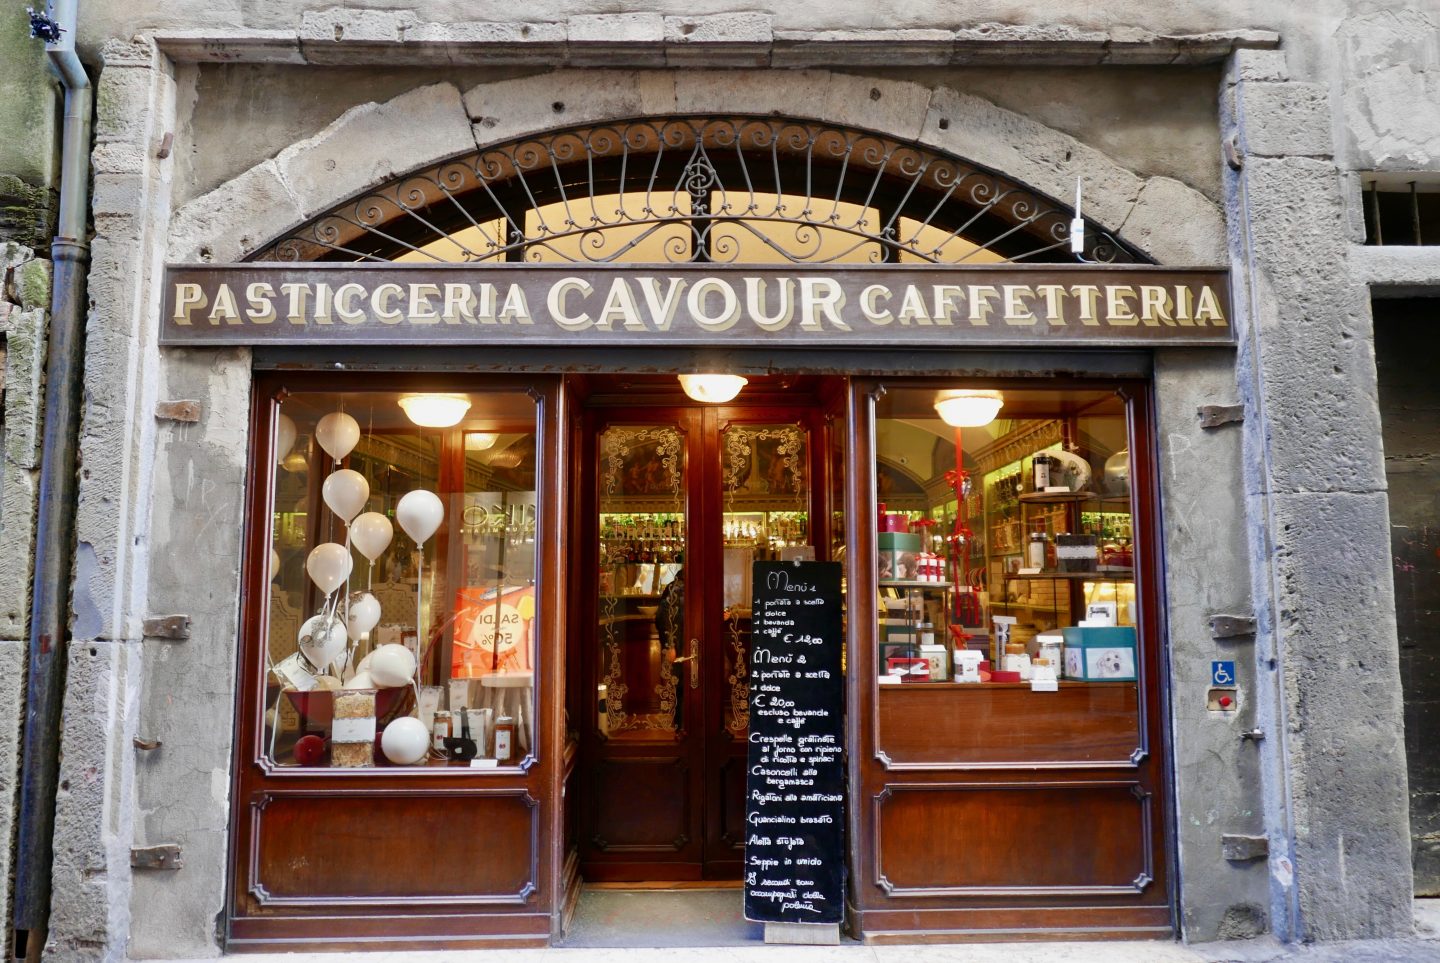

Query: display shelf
[879,579,954,589]
[1003,569,1134,581]
[878,679,1134,691]
[1018,490,1130,505]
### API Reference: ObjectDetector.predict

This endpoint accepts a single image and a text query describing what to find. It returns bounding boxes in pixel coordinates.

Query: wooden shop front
[168,261,1230,950]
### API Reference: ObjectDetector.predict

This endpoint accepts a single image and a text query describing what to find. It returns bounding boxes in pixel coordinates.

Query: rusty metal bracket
[142,615,191,640]
[154,400,201,423]
[1198,404,1244,428]
[133,737,161,751]
[1222,834,1268,861]
[1223,133,1244,171]
[1209,614,1256,639]
[131,844,183,871]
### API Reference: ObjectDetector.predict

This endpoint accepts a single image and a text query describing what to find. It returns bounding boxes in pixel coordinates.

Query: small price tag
[469,758,499,769]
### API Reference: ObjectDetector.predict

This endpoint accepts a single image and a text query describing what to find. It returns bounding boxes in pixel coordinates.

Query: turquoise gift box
[1060,626,1137,681]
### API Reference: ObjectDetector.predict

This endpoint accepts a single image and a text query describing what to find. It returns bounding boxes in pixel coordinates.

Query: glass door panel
[596,424,688,737]
[717,422,813,739]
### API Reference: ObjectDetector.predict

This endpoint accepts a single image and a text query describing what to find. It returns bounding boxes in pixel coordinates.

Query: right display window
[872,385,1140,763]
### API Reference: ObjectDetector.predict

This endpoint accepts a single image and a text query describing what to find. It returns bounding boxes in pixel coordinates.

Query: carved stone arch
[167,70,1225,266]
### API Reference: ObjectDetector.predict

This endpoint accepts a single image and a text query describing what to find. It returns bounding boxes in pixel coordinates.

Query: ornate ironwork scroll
[248,117,1143,266]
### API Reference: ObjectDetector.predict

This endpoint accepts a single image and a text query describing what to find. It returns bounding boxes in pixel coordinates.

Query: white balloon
[369,643,417,687]
[269,547,280,581]
[306,543,352,595]
[298,614,347,671]
[381,717,429,765]
[346,592,381,641]
[322,469,370,524]
[275,413,297,465]
[350,512,394,562]
[396,489,444,545]
[315,411,360,463]
[342,669,376,690]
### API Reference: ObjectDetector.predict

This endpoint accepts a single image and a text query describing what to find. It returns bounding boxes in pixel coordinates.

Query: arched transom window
[249,116,1144,266]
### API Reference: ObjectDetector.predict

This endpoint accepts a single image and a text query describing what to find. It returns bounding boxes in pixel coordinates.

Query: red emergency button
[1219,695,1233,709]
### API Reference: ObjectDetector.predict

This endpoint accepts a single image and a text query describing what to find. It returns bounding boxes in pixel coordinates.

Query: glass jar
[1027,531,1048,569]
[494,714,516,764]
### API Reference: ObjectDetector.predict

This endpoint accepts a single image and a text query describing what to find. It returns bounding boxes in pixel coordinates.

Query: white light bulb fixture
[397,393,472,428]
[678,373,748,404]
[933,389,1004,428]
[464,432,499,451]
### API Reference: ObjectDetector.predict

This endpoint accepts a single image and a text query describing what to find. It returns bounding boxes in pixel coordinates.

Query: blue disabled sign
[1211,661,1235,686]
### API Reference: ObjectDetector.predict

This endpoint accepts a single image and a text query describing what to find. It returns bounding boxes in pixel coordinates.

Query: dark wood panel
[249,790,537,904]
[876,683,1140,768]
[716,752,748,854]
[588,756,693,852]
[874,782,1153,896]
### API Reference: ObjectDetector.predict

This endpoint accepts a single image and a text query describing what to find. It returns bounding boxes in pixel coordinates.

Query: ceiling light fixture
[678,374,748,404]
[933,389,1004,428]
[397,393,472,428]
[464,432,498,451]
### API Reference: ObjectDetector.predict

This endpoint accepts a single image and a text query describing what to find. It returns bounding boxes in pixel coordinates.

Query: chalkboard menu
[744,560,845,925]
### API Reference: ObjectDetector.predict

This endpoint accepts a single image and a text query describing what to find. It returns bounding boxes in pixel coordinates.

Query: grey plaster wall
[1153,348,1268,940]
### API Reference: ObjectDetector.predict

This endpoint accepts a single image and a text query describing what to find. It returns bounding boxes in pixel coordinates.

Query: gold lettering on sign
[163,272,1232,341]
[173,282,205,325]
[860,284,892,325]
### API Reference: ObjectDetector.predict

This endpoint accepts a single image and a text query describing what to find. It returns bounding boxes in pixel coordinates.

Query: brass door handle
[671,637,701,688]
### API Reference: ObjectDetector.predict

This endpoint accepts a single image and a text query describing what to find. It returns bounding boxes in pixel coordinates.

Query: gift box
[919,644,948,681]
[877,531,922,552]
[1061,626,1137,681]
[879,513,911,533]
[886,656,930,682]
[878,549,919,581]
[1055,534,1098,573]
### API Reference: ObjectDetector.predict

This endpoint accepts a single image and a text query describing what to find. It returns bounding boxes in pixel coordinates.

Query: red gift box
[886,656,930,682]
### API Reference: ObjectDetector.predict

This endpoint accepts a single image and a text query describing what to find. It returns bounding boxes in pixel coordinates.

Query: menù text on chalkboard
[743,560,846,925]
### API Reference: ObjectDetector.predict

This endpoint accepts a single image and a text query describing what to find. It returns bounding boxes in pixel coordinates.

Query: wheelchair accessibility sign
[1211,661,1236,686]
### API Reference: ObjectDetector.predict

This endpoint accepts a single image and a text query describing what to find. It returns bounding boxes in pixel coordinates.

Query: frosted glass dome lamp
[398,393,472,428]
[933,389,1004,428]
[678,374,748,403]
[465,432,499,451]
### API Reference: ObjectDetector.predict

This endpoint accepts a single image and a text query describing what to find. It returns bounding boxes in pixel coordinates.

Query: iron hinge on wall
[1198,404,1244,428]
[1209,614,1257,639]
[131,844,183,871]
[142,615,191,640]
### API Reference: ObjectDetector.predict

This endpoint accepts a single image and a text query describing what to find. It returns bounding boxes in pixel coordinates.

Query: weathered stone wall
[0,11,59,963]
[1224,46,1414,941]
[0,242,49,963]
[38,0,1440,957]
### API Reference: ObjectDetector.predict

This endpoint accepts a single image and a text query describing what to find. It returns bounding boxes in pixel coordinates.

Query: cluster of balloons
[274,407,450,766]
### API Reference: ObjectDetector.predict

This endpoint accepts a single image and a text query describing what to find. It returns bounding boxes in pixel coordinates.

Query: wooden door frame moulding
[225,368,567,950]
[843,374,1175,941]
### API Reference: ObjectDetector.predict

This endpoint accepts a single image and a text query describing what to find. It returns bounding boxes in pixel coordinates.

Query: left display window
[262,388,539,769]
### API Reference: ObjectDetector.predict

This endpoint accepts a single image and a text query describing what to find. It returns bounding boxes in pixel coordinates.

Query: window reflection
[265,390,538,769]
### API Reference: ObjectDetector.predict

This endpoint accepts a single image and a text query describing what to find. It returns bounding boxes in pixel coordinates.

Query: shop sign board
[744,560,845,926]
[160,263,1234,348]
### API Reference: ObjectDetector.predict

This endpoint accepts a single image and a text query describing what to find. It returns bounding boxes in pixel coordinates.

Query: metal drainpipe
[15,0,91,957]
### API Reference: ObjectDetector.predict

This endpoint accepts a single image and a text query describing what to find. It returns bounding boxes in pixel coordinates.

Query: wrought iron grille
[248,116,1143,265]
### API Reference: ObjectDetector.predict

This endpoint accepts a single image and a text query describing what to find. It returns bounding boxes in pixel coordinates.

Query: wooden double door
[575,389,840,880]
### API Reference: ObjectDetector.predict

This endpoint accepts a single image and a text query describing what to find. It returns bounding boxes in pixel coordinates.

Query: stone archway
[166,69,1225,267]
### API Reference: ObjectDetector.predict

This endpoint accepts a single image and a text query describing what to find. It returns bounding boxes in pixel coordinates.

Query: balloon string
[415,540,424,691]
